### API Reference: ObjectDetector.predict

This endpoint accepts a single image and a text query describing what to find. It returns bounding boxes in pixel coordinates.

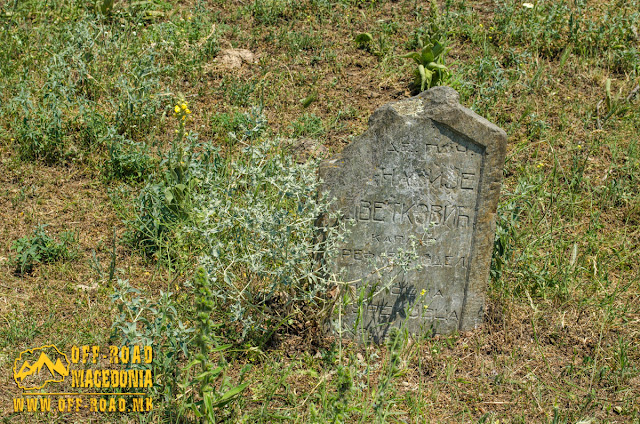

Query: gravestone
[319,87,507,342]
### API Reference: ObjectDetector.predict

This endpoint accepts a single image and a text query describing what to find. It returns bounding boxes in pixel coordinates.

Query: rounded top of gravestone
[364,87,506,153]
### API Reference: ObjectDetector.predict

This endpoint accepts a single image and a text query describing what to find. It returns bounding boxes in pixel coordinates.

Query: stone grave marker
[319,87,507,341]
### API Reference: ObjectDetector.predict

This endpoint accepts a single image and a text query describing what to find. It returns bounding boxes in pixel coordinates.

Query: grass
[0,0,639,422]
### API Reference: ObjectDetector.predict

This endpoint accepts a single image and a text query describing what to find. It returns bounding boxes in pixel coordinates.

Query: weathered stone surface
[319,87,507,342]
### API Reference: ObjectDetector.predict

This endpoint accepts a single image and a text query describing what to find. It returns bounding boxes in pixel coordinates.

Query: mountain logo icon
[13,345,70,390]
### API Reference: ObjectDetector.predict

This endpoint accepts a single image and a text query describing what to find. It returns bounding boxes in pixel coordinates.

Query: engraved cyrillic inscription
[344,200,473,228]
[372,167,478,191]
[320,87,507,341]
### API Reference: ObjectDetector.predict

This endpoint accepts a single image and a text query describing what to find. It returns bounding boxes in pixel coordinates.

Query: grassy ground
[0,0,639,422]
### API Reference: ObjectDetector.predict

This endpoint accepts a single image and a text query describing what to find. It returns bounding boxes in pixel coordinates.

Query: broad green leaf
[184,359,203,371]
[164,188,174,204]
[400,52,421,63]
[432,41,444,58]
[300,92,318,108]
[203,392,213,414]
[196,366,224,381]
[212,343,233,352]
[424,68,434,91]
[421,47,434,64]
[354,33,373,44]
[418,64,427,91]
[427,62,448,71]
[212,382,250,407]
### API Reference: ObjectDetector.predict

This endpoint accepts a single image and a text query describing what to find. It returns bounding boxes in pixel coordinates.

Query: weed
[10,185,36,208]
[290,112,325,138]
[11,86,68,164]
[355,27,393,58]
[127,103,218,263]
[491,187,525,283]
[178,267,251,422]
[250,0,303,25]
[10,225,78,275]
[99,0,114,16]
[195,128,341,346]
[104,129,155,182]
[210,111,248,144]
[401,35,449,92]
[227,105,268,145]
[282,30,324,54]
[309,364,356,423]
[355,33,373,50]
[0,311,41,349]
[220,75,256,107]
[595,78,633,129]
[458,55,509,116]
[110,278,193,418]
[371,328,407,422]
[114,54,161,140]
[126,1,172,23]
[494,0,640,71]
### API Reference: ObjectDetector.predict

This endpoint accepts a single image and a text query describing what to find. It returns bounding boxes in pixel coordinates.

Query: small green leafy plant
[10,225,77,275]
[104,129,155,182]
[595,78,633,128]
[355,32,373,50]
[401,35,449,92]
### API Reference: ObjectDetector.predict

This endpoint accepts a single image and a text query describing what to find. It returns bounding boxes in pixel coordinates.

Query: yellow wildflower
[174,105,180,114]
[181,103,187,110]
